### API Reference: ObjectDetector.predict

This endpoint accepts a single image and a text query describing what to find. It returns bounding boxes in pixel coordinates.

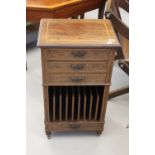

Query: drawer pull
[69,124,80,129]
[70,77,84,82]
[71,51,86,58]
[71,64,85,70]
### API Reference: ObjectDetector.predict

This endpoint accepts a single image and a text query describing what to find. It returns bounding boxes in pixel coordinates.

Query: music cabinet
[37,19,120,138]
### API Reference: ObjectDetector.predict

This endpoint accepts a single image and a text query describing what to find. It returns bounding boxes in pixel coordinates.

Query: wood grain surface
[26,0,104,21]
[38,19,120,48]
[27,0,85,10]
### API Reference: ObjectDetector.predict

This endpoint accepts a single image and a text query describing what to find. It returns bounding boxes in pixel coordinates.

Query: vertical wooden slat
[59,87,62,121]
[71,87,75,121]
[65,87,68,121]
[77,87,81,121]
[53,87,56,121]
[89,87,93,121]
[83,87,87,120]
[95,87,99,120]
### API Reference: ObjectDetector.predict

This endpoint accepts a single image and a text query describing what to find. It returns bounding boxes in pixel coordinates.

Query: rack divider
[83,87,87,120]
[59,87,62,121]
[77,87,81,121]
[65,87,68,121]
[53,87,56,121]
[71,87,75,120]
[95,87,100,120]
[89,87,93,121]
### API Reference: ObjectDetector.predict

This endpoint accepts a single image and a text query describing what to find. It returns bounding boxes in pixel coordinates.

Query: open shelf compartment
[48,86,104,122]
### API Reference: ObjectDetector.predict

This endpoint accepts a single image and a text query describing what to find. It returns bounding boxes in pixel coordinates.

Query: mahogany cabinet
[37,19,120,138]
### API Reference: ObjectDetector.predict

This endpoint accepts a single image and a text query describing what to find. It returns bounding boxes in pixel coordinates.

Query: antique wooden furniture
[105,0,129,99]
[26,0,106,22]
[37,19,120,138]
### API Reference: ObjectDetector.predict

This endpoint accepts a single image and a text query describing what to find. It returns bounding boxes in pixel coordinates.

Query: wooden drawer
[46,122,104,132]
[47,61,108,73]
[46,73,107,85]
[45,49,111,61]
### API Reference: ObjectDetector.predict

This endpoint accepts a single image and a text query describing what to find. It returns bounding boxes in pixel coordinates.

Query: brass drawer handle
[71,51,86,58]
[71,64,85,71]
[70,77,84,82]
[69,124,80,129]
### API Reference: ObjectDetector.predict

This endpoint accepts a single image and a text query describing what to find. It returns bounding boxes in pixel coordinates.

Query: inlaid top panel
[27,0,86,10]
[37,19,120,48]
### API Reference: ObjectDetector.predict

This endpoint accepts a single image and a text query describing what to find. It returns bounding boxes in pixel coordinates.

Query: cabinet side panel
[100,50,115,121]
[41,48,50,123]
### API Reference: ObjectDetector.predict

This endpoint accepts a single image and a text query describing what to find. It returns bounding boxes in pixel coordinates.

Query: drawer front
[47,61,108,73]
[45,49,111,61]
[46,73,107,85]
[46,122,103,132]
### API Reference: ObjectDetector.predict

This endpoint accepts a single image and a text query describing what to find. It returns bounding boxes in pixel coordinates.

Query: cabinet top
[37,19,120,48]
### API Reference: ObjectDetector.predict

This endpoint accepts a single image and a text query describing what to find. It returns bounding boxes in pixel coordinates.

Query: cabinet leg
[46,131,52,139]
[80,14,85,19]
[96,130,103,135]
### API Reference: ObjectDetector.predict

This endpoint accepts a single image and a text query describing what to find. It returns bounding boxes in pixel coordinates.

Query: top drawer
[44,49,112,61]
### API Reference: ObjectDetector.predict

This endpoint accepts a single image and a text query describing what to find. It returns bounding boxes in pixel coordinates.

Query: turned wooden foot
[46,131,52,139]
[96,130,103,135]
